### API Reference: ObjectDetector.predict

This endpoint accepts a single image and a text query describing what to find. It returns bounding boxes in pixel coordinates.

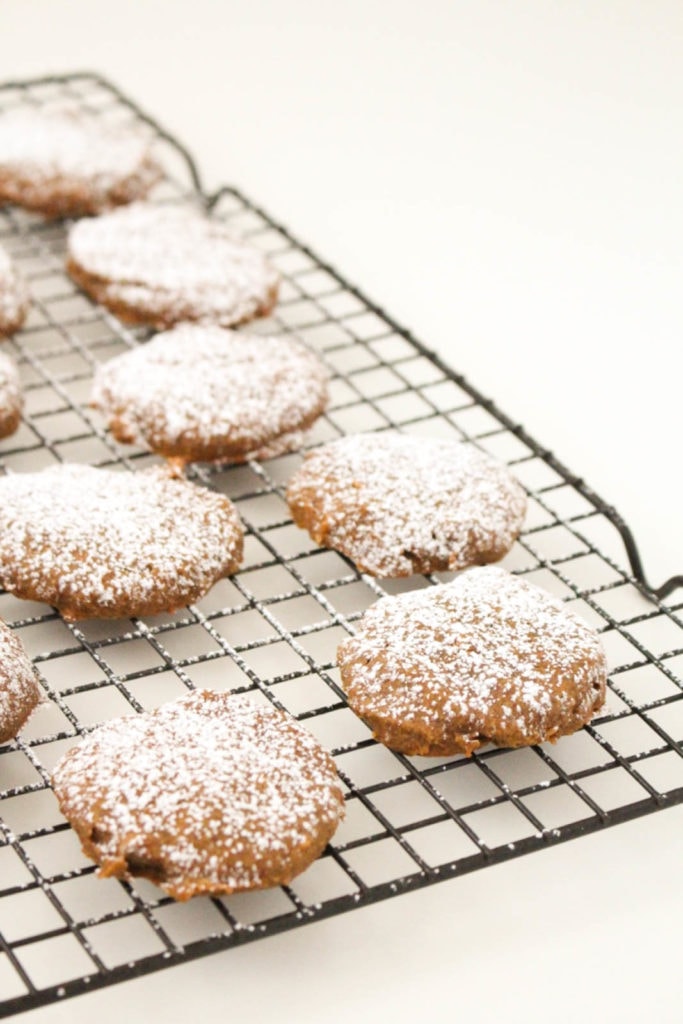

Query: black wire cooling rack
[1,73,682,1017]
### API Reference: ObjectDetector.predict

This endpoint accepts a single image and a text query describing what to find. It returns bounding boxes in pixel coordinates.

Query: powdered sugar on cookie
[0,243,29,334]
[67,203,280,328]
[337,566,607,756]
[0,349,22,438]
[0,107,161,216]
[91,324,329,463]
[0,464,243,620]
[52,690,345,899]
[0,620,42,743]
[287,432,527,576]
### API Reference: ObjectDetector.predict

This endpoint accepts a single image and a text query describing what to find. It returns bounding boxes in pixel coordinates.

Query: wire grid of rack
[0,73,682,1017]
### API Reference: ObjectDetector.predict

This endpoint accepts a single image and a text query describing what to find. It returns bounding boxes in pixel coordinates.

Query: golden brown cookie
[337,566,607,756]
[0,107,161,218]
[0,350,22,438]
[286,432,527,577]
[51,689,345,900]
[91,324,329,465]
[0,619,42,744]
[0,464,243,620]
[0,242,29,336]
[67,202,280,329]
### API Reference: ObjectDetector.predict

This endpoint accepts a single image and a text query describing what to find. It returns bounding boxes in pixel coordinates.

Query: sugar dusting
[68,203,280,326]
[0,243,29,333]
[337,566,607,753]
[287,432,527,576]
[0,107,160,210]
[0,350,22,432]
[51,690,345,898]
[91,324,328,462]
[0,620,42,743]
[0,464,243,619]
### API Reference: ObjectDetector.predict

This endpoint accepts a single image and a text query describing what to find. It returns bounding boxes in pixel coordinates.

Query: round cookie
[0,464,243,620]
[51,689,345,900]
[286,432,527,577]
[0,107,161,218]
[0,620,42,744]
[337,566,607,756]
[91,324,329,464]
[0,350,22,438]
[0,242,29,336]
[67,202,280,329]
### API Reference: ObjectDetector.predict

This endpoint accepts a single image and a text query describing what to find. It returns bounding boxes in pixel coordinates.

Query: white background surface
[2,1,682,1020]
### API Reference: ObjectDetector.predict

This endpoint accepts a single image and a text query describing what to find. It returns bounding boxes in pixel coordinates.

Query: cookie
[0,242,29,335]
[286,432,527,576]
[0,464,243,620]
[67,202,280,328]
[0,620,42,744]
[337,566,607,756]
[0,350,22,438]
[91,324,329,464]
[0,107,161,218]
[52,689,345,900]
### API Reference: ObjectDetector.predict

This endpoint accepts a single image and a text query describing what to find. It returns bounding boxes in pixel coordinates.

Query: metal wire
[0,73,682,1017]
